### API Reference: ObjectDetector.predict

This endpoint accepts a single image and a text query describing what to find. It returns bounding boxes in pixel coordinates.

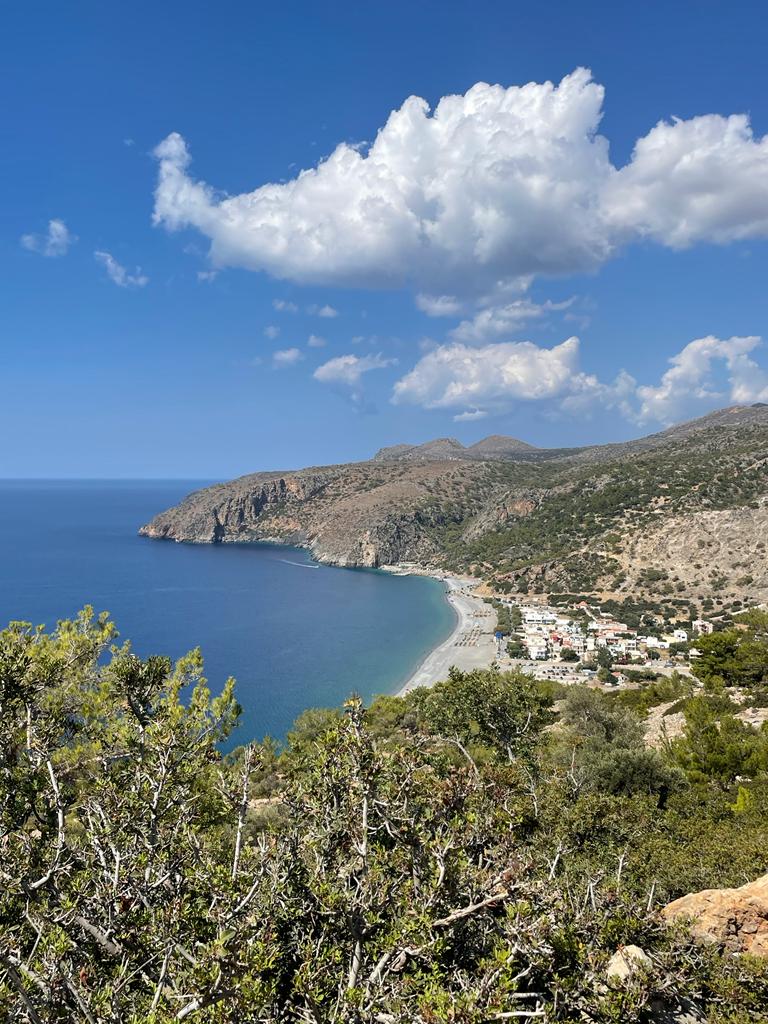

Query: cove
[0,480,456,745]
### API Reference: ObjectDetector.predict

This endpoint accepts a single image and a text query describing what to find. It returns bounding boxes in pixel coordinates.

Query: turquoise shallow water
[0,481,456,745]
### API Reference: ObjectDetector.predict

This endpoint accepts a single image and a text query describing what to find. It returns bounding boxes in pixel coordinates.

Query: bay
[0,481,456,745]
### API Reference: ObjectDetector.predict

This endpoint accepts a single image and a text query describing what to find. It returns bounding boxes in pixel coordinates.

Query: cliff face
[140,460,491,568]
[140,406,768,600]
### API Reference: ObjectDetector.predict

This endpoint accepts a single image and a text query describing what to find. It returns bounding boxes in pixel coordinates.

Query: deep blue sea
[0,481,455,745]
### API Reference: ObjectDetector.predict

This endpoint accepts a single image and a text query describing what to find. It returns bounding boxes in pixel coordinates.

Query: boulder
[662,873,768,956]
[606,944,652,984]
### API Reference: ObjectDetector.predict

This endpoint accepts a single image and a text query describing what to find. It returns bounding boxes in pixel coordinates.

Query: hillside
[140,404,768,609]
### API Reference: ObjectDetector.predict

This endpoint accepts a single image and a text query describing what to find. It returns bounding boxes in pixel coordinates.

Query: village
[393,569,723,693]
[491,594,714,684]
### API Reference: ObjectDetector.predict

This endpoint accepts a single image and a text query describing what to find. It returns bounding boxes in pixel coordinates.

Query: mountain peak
[468,435,538,457]
[374,434,536,463]
[373,438,466,462]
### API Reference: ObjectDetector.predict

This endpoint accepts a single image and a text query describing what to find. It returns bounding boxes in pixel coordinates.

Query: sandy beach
[396,575,497,696]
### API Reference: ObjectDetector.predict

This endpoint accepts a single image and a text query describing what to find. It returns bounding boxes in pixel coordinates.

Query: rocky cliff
[140,459,492,568]
[140,406,768,602]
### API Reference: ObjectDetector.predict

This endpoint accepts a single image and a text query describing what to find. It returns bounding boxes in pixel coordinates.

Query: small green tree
[596,646,614,669]
[672,696,768,788]
[412,667,554,760]
[555,687,684,803]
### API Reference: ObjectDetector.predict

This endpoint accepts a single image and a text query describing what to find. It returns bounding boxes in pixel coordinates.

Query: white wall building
[692,619,714,635]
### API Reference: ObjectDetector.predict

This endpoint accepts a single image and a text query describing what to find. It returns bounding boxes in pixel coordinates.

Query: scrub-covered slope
[140,405,768,605]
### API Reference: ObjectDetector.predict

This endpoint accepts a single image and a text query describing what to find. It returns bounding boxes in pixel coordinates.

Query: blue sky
[3,0,768,478]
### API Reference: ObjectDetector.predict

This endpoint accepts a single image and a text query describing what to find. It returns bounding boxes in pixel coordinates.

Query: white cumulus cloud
[393,332,768,425]
[94,251,148,288]
[602,115,768,248]
[308,304,338,318]
[152,69,768,296]
[272,347,303,367]
[264,324,280,340]
[21,219,75,258]
[307,334,326,348]
[393,337,584,414]
[313,352,397,391]
[273,299,298,312]
[632,335,768,423]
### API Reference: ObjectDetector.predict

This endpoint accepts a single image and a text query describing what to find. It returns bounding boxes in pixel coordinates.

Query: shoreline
[140,531,499,700]
[387,571,498,696]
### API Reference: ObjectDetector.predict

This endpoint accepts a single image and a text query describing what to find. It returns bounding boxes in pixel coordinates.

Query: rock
[606,944,652,984]
[644,701,687,748]
[662,873,768,956]
[647,996,704,1023]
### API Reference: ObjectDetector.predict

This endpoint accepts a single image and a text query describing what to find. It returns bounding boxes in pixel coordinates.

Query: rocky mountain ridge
[140,405,768,607]
[373,434,538,462]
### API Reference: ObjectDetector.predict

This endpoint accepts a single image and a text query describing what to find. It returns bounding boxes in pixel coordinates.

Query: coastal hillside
[140,404,768,606]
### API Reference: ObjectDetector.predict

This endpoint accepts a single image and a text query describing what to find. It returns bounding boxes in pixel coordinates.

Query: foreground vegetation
[2,609,768,1022]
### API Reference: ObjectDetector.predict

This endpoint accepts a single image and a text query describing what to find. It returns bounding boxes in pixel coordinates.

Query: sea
[0,480,456,747]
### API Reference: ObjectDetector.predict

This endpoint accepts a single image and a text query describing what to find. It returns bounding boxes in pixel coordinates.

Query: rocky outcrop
[615,502,768,605]
[460,488,544,543]
[140,472,336,546]
[644,701,687,748]
[662,874,768,956]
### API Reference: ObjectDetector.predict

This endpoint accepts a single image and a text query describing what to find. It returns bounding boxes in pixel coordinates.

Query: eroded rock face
[662,874,768,956]
[139,461,489,569]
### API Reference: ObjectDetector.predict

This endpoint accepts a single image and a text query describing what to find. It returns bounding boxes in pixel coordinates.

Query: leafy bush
[2,612,768,1021]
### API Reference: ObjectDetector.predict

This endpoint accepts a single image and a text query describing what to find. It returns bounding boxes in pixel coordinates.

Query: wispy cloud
[21,219,75,258]
[416,294,463,317]
[314,352,396,403]
[449,299,575,344]
[94,250,148,288]
[454,408,488,422]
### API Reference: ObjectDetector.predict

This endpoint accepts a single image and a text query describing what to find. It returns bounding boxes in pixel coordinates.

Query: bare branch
[432,889,512,928]
[231,745,254,881]
[0,957,44,1024]
[28,758,66,891]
